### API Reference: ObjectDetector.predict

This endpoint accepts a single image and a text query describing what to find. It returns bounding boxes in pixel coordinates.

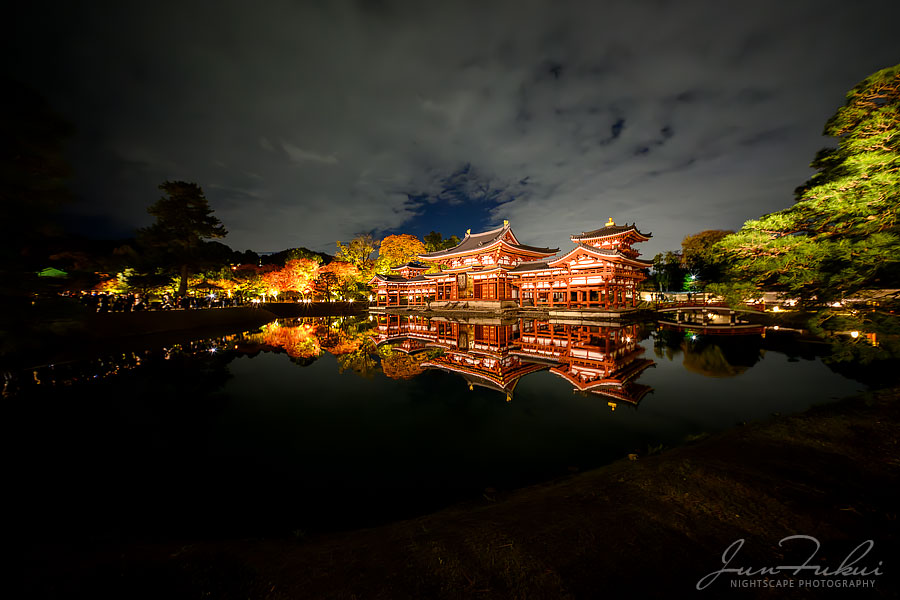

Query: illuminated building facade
[369,220,558,309]
[510,219,652,309]
[369,218,651,312]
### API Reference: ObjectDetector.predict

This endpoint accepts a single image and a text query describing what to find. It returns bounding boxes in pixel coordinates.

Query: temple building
[369,220,558,309]
[510,219,652,309]
[369,218,651,311]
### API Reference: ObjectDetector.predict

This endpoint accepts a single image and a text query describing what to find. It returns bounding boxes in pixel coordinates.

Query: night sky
[7,0,900,256]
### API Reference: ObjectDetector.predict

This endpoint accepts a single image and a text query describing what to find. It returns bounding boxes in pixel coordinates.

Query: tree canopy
[262,258,319,298]
[423,231,461,252]
[335,234,377,278]
[716,63,900,302]
[377,234,426,271]
[681,229,733,283]
[648,251,685,292]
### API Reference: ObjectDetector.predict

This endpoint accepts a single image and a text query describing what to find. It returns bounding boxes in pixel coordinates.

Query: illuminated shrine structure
[369,218,651,312]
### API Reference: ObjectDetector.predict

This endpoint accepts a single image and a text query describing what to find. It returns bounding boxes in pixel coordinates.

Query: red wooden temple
[369,218,651,311]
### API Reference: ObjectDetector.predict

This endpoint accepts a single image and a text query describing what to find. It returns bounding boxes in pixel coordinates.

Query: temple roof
[369,273,408,282]
[419,222,558,259]
[390,261,429,271]
[507,260,550,273]
[571,222,652,242]
[548,244,652,267]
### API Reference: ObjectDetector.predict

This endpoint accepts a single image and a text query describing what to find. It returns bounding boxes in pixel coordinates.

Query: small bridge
[656,303,765,335]
[656,302,764,315]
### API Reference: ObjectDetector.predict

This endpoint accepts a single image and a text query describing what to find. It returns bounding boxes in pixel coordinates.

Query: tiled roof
[507,261,551,273]
[548,244,652,267]
[571,223,651,241]
[371,274,408,282]
[420,224,557,258]
[390,261,429,270]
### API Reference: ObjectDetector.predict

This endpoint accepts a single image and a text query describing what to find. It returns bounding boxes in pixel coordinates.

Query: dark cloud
[6,0,900,254]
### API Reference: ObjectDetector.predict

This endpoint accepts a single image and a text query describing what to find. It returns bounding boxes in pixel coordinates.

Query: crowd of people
[75,291,242,312]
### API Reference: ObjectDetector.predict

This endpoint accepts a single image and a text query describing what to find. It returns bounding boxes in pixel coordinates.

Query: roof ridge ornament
[606,217,615,226]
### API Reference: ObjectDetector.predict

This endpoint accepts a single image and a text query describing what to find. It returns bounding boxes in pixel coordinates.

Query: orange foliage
[93,277,119,292]
[380,352,425,379]
[378,234,426,267]
[251,322,322,359]
[318,261,360,283]
[262,258,319,295]
[322,338,361,355]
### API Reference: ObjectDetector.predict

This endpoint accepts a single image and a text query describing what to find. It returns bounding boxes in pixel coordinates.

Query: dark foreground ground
[23,385,899,599]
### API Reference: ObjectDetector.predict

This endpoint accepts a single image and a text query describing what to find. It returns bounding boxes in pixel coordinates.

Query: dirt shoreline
[25,385,899,598]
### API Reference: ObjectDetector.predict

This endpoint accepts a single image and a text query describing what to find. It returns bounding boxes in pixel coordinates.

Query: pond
[7,313,883,540]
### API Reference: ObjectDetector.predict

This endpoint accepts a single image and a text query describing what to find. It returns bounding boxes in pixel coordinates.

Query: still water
[9,314,871,539]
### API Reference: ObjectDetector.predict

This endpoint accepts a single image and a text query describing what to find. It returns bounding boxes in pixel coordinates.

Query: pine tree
[717,64,900,303]
[140,181,227,296]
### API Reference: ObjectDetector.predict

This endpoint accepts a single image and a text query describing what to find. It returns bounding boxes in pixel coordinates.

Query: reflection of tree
[336,337,381,378]
[681,344,748,378]
[681,335,763,378]
[810,309,900,386]
[245,321,322,361]
[239,317,379,371]
[653,329,684,360]
[380,351,425,379]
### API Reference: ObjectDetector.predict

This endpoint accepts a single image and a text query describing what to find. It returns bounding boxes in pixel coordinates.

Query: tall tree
[716,64,900,303]
[377,234,426,271]
[649,251,685,292]
[317,261,363,300]
[335,234,378,278]
[423,231,461,252]
[681,229,733,283]
[139,181,227,296]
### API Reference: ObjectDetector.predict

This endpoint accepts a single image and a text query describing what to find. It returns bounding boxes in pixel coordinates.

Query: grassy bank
[24,386,899,598]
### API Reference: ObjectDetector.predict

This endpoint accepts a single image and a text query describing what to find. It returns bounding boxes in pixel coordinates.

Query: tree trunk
[178,264,189,296]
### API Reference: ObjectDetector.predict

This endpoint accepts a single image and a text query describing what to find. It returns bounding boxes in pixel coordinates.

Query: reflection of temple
[373,315,654,408]
[513,321,654,408]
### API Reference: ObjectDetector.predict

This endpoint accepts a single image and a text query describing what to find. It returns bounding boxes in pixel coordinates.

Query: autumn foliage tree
[335,234,378,278]
[377,234,426,271]
[261,258,319,298]
[316,261,362,299]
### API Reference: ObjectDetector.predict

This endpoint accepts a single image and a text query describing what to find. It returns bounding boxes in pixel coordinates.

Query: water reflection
[652,327,765,378]
[370,315,653,408]
[9,311,895,400]
[8,313,881,539]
